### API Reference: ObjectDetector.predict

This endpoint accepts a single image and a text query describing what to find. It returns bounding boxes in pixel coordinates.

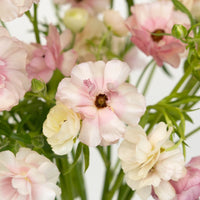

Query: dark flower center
[151,29,165,42]
[95,94,108,109]
[75,0,83,2]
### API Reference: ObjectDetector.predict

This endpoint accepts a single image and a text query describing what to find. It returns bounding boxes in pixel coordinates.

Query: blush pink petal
[103,60,131,90]
[56,78,94,113]
[79,115,101,146]
[60,49,78,76]
[110,83,146,126]
[98,108,126,143]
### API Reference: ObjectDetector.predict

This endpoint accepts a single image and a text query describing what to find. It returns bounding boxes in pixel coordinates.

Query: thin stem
[102,146,111,200]
[185,126,200,139]
[33,4,41,43]
[126,0,134,16]
[170,66,193,95]
[107,169,124,200]
[136,59,154,88]
[143,62,157,95]
[25,5,41,43]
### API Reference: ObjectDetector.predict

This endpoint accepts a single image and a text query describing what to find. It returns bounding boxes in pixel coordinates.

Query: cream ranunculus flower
[43,103,81,155]
[118,122,186,200]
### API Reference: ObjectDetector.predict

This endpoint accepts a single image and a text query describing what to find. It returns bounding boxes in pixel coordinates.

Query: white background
[6,0,200,199]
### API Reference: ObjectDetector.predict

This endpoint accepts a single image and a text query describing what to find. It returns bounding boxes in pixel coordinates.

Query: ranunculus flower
[43,102,81,155]
[170,156,200,200]
[0,0,40,22]
[54,0,109,15]
[118,122,186,200]
[103,10,128,37]
[26,25,77,83]
[126,1,190,68]
[0,148,60,200]
[56,60,145,147]
[0,27,30,111]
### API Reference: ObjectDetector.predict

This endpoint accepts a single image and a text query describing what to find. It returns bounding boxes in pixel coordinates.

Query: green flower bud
[31,79,46,93]
[171,24,187,39]
[63,8,89,33]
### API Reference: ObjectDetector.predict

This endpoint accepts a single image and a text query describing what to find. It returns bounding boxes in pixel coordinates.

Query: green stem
[136,59,154,88]
[102,146,111,200]
[97,146,110,168]
[185,126,200,139]
[110,0,114,9]
[107,170,124,200]
[126,0,134,16]
[143,63,157,95]
[25,5,41,43]
[170,67,192,95]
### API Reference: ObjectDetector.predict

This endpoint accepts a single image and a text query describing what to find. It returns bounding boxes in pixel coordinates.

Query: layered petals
[118,122,186,199]
[0,148,60,200]
[126,1,190,68]
[56,60,145,146]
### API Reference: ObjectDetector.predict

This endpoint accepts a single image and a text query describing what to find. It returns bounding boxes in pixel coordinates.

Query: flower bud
[63,8,89,33]
[31,78,46,93]
[171,24,187,39]
[103,10,128,37]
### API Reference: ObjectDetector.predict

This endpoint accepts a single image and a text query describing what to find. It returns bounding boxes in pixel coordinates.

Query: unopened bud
[31,79,45,93]
[63,8,89,33]
[171,24,187,39]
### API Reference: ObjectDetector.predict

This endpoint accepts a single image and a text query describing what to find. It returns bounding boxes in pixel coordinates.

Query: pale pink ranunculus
[126,1,190,68]
[26,25,77,83]
[56,60,146,147]
[0,0,40,22]
[0,27,30,112]
[0,148,61,200]
[170,156,200,200]
[54,0,109,15]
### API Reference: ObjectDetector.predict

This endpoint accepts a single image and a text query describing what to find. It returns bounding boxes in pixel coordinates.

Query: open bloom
[118,122,186,200]
[56,60,145,146]
[43,102,81,155]
[54,0,109,15]
[0,0,39,22]
[0,148,60,200]
[26,25,77,83]
[170,156,200,200]
[126,1,190,68]
[0,27,30,111]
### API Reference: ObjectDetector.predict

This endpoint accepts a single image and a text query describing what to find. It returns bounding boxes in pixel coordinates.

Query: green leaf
[83,144,90,172]
[63,143,83,175]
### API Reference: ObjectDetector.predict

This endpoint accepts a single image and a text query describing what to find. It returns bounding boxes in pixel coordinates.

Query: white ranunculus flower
[118,122,186,200]
[43,103,80,155]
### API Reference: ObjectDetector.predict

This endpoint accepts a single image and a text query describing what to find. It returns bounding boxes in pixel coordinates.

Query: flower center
[95,94,108,109]
[151,29,165,42]
[75,0,83,2]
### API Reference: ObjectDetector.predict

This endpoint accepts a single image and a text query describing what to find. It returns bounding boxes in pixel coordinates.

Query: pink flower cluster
[0,27,30,111]
[26,25,77,83]
[126,1,190,68]
[56,60,146,146]
[0,148,60,200]
[170,156,200,200]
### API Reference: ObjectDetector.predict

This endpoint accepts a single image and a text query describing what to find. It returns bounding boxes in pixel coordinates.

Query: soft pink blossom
[170,156,200,200]
[126,1,190,68]
[0,0,40,22]
[56,60,146,146]
[26,25,77,83]
[0,148,60,200]
[0,27,30,111]
[54,0,109,15]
